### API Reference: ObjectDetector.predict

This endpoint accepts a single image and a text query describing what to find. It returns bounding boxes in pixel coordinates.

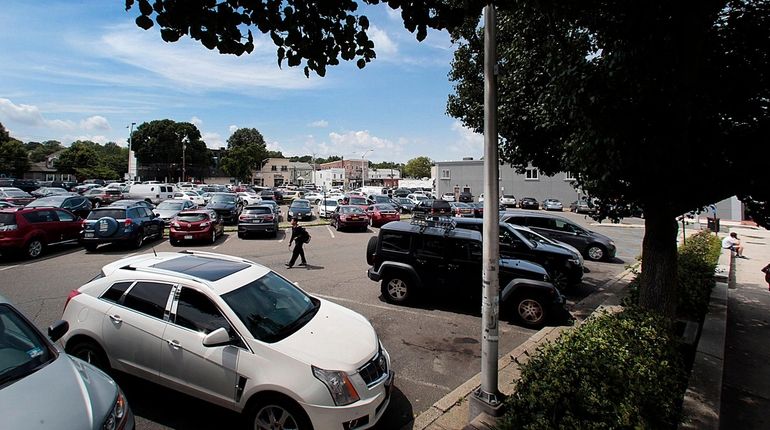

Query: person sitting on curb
[722,232,747,259]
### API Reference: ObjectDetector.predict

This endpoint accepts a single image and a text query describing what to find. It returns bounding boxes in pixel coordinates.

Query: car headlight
[288,211,294,215]
[102,390,128,430]
[312,366,360,406]
[171,222,180,228]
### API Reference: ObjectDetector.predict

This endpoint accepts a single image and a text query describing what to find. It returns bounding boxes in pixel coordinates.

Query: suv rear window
[177,213,209,222]
[244,207,271,214]
[88,209,126,220]
[0,213,17,227]
[381,233,410,253]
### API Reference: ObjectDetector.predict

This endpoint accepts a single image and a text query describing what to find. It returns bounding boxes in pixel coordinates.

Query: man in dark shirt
[286,219,308,268]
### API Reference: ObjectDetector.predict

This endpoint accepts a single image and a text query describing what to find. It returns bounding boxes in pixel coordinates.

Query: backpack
[297,226,311,244]
[303,230,311,244]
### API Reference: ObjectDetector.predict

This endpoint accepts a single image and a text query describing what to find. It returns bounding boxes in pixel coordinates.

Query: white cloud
[368,26,398,57]
[0,97,79,131]
[448,121,483,158]
[69,134,111,144]
[80,115,111,131]
[228,125,238,133]
[190,116,204,129]
[308,120,328,128]
[201,132,225,149]
[266,140,286,154]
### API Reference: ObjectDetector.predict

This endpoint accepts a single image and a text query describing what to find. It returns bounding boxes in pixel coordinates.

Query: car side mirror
[153,213,160,218]
[48,320,69,342]
[202,327,234,347]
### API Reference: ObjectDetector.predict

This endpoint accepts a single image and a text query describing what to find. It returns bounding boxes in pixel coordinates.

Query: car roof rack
[411,215,456,233]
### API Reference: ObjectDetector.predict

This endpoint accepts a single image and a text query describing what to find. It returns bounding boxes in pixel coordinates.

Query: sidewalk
[720,226,770,430]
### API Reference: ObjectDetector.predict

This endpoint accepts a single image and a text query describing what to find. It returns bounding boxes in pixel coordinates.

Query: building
[313,168,345,190]
[23,152,75,182]
[368,169,401,188]
[288,161,314,186]
[253,157,290,187]
[319,159,367,189]
[434,158,582,203]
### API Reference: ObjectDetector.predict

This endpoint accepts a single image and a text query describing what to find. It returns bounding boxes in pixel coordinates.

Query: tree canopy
[55,140,129,181]
[130,119,211,181]
[0,123,29,178]
[220,127,269,182]
[125,0,490,77]
[402,156,432,178]
[447,1,770,316]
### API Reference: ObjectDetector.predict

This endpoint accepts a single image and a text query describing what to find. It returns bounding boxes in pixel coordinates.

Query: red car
[169,209,224,245]
[341,195,369,211]
[0,187,35,206]
[331,205,370,232]
[0,207,82,259]
[365,203,401,227]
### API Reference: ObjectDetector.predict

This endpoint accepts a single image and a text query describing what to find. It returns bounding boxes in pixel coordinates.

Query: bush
[676,230,722,319]
[498,308,686,430]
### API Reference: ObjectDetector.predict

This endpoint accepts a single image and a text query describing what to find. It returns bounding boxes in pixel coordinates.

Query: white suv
[61,250,393,430]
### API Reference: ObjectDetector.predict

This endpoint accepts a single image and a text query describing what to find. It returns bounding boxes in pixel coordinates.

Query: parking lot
[0,209,644,429]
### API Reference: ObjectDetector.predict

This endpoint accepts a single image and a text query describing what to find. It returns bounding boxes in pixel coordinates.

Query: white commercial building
[313,168,345,191]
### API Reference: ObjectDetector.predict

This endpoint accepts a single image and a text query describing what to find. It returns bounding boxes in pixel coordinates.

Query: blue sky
[0,1,484,163]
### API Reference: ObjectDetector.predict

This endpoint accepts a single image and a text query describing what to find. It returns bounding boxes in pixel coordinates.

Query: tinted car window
[415,236,444,258]
[525,217,551,229]
[0,213,17,227]
[22,210,57,223]
[126,208,141,219]
[341,206,364,214]
[552,219,576,232]
[0,304,55,385]
[175,288,229,334]
[101,281,134,303]
[87,209,125,220]
[381,233,411,253]
[122,282,172,319]
[178,213,209,222]
[55,209,75,222]
[244,207,271,214]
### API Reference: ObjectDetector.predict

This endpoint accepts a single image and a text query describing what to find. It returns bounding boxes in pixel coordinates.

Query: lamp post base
[469,387,506,423]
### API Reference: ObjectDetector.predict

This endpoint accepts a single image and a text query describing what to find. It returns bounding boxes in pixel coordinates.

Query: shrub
[676,230,722,319]
[498,308,686,430]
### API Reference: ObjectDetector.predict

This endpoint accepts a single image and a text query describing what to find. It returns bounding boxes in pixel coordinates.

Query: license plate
[85,232,94,238]
[184,235,193,240]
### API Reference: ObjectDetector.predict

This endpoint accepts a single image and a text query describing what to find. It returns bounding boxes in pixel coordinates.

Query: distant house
[288,162,314,186]
[23,151,74,182]
[253,158,290,187]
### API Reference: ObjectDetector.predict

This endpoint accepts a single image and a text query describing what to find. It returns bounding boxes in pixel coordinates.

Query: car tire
[366,236,378,266]
[169,238,180,246]
[548,267,570,291]
[335,221,341,232]
[237,231,246,239]
[246,395,311,430]
[512,295,547,329]
[66,339,110,372]
[211,229,217,244]
[83,243,98,252]
[133,230,144,249]
[586,244,606,261]
[381,274,412,304]
[25,238,45,259]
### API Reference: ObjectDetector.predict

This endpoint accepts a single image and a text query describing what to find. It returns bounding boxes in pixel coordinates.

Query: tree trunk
[638,210,679,318]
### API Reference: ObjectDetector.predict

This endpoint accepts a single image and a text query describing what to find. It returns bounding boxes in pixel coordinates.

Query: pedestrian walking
[286,219,310,268]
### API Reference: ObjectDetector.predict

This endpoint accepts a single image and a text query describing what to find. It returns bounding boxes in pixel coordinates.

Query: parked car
[569,199,596,214]
[511,224,584,267]
[411,199,452,219]
[125,183,175,205]
[519,197,540,210]
[238,204,280,238]
[258,190,277,201]
[391,197,415,214]
[256,200,282,221]
[392,188,411,198]
[318,198,341,218]
[500,194,517,208]
[542,199,564,211]
[153,199,197,224]
[287,199,313,221]
[330,205,369,232]
[468,202,484,218]
[174,191,206,206]
[80,204,164,251]
[61,251,393,430]
[441,193,456,202]
[452,218,583,290]
[365,221,566,328]
[0,207,82,259]
[83,188,124,208]
[0,201,18,209]
[168,209,224,245]
[73,183,101,194]
[206,192,241,224]
[236,191,262,206]
[304,192,325,204]
[0,294,135,430]
[458,192,474,203]
[407,193,430,205]
[341,195,369,211]
[366,194,393,205]
[281,190,303,203]
[365,203,401,227]
[30,187,70,198]
[110,199,155,210]
[502,211,616,261]
[0,187,35,206]
[0,178,38,193]
[448,202,474,217]
[26,195,92,218]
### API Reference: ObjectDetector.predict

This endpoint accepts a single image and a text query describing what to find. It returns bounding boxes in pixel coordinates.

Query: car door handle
[109,314,122,324]
[167,339,181,349]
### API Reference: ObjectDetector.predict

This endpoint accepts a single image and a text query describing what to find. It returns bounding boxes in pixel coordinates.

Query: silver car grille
[358,350,388,387]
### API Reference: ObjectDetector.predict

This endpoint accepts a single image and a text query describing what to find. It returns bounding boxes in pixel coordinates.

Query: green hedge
[498,308,686,430]
[676,230,722,319]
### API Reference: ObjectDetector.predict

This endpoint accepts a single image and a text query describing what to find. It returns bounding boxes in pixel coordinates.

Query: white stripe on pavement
[0,265,19,271]
[401,378,452,392]
[313,293,456,322]
[279,228,291,243]
[326,225,335,238]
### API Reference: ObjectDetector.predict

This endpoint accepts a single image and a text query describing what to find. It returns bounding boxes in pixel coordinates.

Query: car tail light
[239,215,248,221]
[81,220,87,229]
[64,289,80,311]
[264,215,274,221]
[124,219,133,227]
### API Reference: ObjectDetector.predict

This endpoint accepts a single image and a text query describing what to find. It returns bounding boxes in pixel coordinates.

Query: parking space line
[313,293,456,322]
[0,265,19,271]
[326,226,335,238]
[279,228,291,243]
[401,378,452,392]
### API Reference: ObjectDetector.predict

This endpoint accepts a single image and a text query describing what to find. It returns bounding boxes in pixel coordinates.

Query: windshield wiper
[268,304,320,342]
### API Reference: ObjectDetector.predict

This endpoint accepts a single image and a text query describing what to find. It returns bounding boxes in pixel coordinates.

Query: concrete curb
[408,263,639,430]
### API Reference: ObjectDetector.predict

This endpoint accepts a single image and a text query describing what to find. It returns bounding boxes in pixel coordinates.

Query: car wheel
[25,238,45,259]
[513,296,547,328]
[550,270,569,291]
[366,236,378,265]
[246,396,311,430]
[83,243,98,252]
[67,339,110,372]
[169,238,180,246]
[381,274,412,304]
[211,229,217,244]
[238,231,246,239]
[133,230,144,249]
[586,244,606,261]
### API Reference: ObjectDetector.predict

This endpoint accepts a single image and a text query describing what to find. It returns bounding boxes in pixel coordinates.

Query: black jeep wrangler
[366,220,567,328]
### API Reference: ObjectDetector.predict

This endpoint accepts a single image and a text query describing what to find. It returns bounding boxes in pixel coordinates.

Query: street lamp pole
[181,136,188,182]
[361,149,374,187]
[127,122,136,181]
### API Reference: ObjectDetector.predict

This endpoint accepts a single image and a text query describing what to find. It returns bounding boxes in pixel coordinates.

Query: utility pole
[127,122,136,181]
[181,136,188,182]
[470,2,504,421]
[362,149,374,188]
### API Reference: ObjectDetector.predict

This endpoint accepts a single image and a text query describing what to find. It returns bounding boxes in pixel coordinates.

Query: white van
[127,183,176,204]
[360,186,387,196]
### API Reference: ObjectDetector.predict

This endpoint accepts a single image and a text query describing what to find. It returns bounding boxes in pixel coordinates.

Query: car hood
[533,241,574,257]
[0,353,117,430]
[270,299,378,371]
[207,202,236,210]
[499,258,548,277]
[586,229,612,243]
[154,208,179,218]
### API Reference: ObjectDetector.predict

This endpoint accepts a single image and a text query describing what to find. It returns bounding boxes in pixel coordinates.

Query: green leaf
[356,58,366,69]
[138,0,152,16]
[135,15,154,30]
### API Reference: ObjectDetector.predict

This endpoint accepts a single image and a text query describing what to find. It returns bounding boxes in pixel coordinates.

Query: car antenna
[152,246,157,257]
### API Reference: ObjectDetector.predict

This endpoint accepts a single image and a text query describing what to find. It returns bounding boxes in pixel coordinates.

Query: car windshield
[291,201,310,209]
[87,209,125,220]
[157,201,184,210]
[341,206,365,214]
[373,195,390,203]
[4,190,30,197]
[26,197,62,207]
[376,204,397,211]
[322,199,338,207]
[397,198,412,204]
[210,194,236,204]
[177,213,208,222]
[348,197,367,205]
[516,227,556,245]
[0,304,55,388]
[222,272,320,343]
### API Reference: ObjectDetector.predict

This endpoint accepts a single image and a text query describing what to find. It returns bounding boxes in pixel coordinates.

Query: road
[0,210,644,429]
